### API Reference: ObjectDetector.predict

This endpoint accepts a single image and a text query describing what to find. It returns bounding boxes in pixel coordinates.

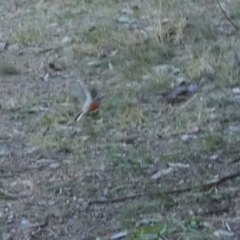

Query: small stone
[232,87,240,94]
[213,229,234,237]
[210,155,218,160]
[187,82,198,93]
[216,26,225,34]
[181,134,190,142]
[162,18,170,24]
[181,134,197,142]
[61,36,71,44]
[50,163,60,169]
[0,42,7,52]
[47,22,58,31]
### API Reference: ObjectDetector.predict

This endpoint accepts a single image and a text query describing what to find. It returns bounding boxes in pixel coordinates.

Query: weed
[0,61,19,75]
[203,134,225,151]
[12,26,47,46]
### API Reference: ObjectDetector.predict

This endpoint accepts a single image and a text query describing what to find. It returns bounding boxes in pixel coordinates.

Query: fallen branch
[80,170,240,211]
[215,0,239,30]
[79,194,146,212]
[89,194,146,205]
[161,170,240,194]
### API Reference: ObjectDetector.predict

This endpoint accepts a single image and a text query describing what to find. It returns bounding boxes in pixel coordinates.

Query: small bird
[72,79,104,122]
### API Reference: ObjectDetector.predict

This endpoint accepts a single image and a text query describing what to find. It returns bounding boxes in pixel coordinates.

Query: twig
[80,170,240,211]
[79,194,146,212]
[165,170,240,194]
[215,0,239,30]
[200,170,240,189]
[37,47,57,54]
[79,193,160,212]
[202,204,230,216]
[89,194,146,205]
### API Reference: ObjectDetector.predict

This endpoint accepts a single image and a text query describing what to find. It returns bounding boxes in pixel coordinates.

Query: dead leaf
[163,82,198,103]
[167,163,190,168]
[110,230,128,240]
[18,219,47,229]
[109,61,114,71]
[213,229,234,237]
[124,134,139,144]
[41,73,49,81]
[87,59,109,68]
[151,168,173,180]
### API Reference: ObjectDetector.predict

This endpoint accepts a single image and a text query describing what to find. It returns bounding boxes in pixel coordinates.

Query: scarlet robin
[72,80,104,122]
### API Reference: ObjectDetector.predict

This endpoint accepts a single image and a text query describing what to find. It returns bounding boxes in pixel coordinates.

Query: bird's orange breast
[89,102,100,111]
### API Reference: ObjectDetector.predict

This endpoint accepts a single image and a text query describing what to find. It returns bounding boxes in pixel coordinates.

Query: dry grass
[1,0,240,239]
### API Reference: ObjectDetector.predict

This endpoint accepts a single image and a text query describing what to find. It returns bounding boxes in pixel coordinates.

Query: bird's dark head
[95,94,105,103]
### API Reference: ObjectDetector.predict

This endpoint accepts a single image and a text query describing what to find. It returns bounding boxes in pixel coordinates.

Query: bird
[72,79,104,122]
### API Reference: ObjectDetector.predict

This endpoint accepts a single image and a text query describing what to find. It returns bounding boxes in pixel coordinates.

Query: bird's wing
[71,79,92,110]
[75,79,93,113]
[70,79,89,101]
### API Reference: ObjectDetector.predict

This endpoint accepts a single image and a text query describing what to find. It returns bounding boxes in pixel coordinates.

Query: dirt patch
[0,0,240,239]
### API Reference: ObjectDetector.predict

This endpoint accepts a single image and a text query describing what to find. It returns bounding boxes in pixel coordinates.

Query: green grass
[12,26,47,45]
[0,62,19,75]
[1,0,240,239]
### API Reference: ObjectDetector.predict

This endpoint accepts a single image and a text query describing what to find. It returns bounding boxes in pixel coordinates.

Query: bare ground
[1,0,240,239]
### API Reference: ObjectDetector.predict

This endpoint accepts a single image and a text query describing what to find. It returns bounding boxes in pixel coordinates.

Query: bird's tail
[73,110,83,122]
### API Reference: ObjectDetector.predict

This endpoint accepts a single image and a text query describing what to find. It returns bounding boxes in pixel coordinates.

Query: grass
[12,25,47,45]
[0,61,19,75]
[1,0,240,239]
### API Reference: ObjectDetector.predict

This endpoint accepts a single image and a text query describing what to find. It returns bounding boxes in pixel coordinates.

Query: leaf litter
[1,0,240,239]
